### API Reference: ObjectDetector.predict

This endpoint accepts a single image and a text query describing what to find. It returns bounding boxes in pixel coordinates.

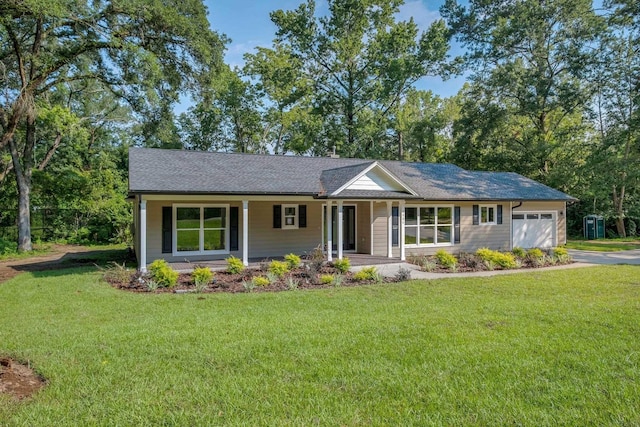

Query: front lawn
[1,266,639,425]
[566,238,640,251]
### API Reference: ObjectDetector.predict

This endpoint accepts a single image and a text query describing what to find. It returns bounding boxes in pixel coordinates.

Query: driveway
[568,249,640,265]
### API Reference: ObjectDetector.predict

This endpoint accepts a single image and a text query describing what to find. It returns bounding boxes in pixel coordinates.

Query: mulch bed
[108,264,398,294]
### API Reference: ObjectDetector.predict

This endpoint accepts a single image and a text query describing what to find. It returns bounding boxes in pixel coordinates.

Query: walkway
[351,249,640,280]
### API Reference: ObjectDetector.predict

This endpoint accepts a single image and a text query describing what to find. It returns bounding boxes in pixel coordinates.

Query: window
[480,205,496,224]
[405,205,453,246]
[282,204,298,229]
[174,204,228,255]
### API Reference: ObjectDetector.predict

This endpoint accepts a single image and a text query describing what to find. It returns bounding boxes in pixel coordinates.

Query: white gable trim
[331,162,418,196]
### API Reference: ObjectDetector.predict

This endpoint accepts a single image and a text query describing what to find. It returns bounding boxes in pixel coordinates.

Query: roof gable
[331,162,417,196]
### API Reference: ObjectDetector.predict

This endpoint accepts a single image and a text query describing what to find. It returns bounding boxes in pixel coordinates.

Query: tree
[0,0,225,251]
[249,0,450,157]
[441,0,603,185]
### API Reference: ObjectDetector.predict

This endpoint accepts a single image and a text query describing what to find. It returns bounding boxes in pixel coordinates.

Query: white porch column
[399,200,406,261]
[326,201,333,262]
[337,201,344,260]
[387,201,393,258]
[139,198,147,272]
[242,200,249,266]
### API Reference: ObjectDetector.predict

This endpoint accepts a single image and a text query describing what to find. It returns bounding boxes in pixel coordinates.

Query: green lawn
[1,266,639,426]
[566,239,640,251]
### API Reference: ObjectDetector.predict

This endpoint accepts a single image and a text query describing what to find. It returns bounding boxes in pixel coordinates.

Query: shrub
[435,249,458,269]
[332,258,351,273]
[353,266,379,281]
[526,248,544,259]
[320,274,334,285]
[242,280,255,293]
[553,246,568,257]
[420,259,437,272]
[512,247,526,258]
[395,267,412,281]
[252,276,270,287]
[192,267,214,293]
[148,259,179,288]
[284,253,302,269]
[475,248,517,269]
[333,274,344,287]
[226,256,245,274]
[285,277,299,290]
[145,279,159,292]
[484,260,496,271]
[268,260,290,278]
[458,252,478,269]
[103,261,133,284]
[307,245,325,271]
[266,271,279,284]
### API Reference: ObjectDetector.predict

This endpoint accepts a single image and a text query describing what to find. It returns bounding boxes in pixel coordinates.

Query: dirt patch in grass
[0,358,46,400]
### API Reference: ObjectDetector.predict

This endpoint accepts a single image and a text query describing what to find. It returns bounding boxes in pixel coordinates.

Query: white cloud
[396,1,441,31]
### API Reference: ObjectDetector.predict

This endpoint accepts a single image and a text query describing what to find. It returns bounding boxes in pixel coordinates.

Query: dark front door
[327,205,356,251]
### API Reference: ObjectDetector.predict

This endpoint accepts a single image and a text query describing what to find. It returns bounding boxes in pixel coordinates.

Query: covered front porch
[134,195,407,272]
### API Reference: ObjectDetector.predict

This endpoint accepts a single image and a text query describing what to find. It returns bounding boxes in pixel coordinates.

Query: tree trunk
[397,131,404,160]
[8,138,32,252]
[612,184,626,238]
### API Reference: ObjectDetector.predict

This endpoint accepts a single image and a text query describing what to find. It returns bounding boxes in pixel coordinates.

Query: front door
[324,205,356,251]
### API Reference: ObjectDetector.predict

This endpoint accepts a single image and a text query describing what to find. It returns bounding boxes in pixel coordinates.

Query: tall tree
[0,0,225,251]
[250,0,450,157]
[442,0,603,185]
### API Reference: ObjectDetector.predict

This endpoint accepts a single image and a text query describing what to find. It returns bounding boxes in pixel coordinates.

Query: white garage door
[512,212,555,248]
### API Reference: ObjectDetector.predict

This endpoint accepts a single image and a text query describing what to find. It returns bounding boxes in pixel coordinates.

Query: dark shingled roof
[129,148,576,201]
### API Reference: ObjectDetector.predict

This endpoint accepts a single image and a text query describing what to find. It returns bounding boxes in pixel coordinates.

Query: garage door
[512,213,555,248]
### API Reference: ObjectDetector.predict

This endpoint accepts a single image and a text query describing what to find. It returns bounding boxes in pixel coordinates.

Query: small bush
[320,274,334,285]
[476,248,517,269]
[193,267,214,293]
[266,271,279,284]
[526,248,544,259]
[242,280,255,293]
[512,247,526,258]
[333,274,344,287]
[435,249,458,269]
[284,253,302,269]
[226,256,245,274]
[148,259,179,288]
[268,260,290,278]
[145,279,159,292]
[458,252,478,269]
[353,266,379,281]
[103,262,133,284]
[252,276,270,287]
[307,245,325,271]
[484,260,496,271]
[421,259,437,272]
[285,277,299,290]
[553,247,568,257]
[395,267,412,281]
[332,258,351,273]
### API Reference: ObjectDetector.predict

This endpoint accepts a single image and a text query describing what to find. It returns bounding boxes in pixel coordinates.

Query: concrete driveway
[568,249,640,265]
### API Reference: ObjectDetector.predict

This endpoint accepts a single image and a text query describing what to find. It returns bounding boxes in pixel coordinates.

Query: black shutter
[230,207,239,251]
[273,205,281,228]
[299,205,307,228]
[473,204,479,225]
[162,206,172,253]
[454,206,460,244]
[497,205,503,225]
[392,206,399,246]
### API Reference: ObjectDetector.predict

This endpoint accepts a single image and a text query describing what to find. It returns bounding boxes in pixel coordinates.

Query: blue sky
[185,0,466,111]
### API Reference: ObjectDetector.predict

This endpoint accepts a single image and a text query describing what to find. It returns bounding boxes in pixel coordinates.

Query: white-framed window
[480,204,497,225]
[404,205,453,246]
[173,204,229,255]
[282,204,298,229]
